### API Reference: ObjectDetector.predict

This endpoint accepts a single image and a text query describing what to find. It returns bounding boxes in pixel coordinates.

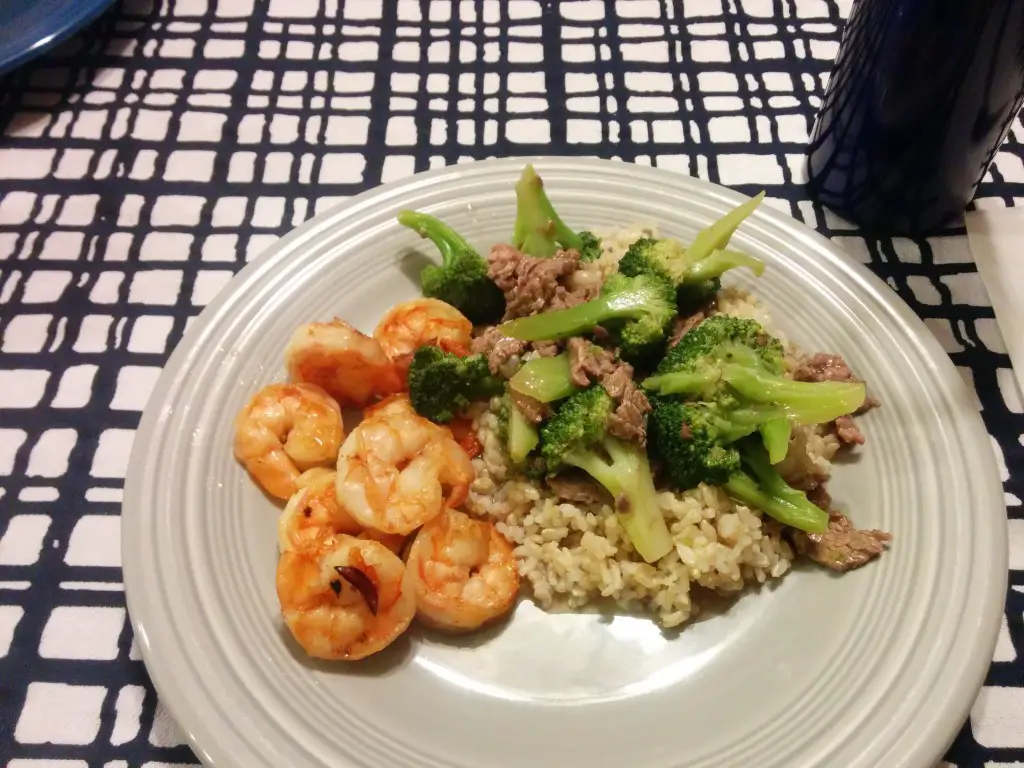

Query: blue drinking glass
[806,0,1024,235]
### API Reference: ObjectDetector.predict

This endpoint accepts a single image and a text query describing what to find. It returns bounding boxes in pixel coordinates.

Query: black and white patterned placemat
[0,0,1021,764]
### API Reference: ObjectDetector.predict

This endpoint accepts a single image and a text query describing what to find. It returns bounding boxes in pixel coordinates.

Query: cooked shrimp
[277,535,415,660]
[406,509,519,631]
[373,298,473,373]
[285,319,402,408]
[358,529,409,556]
[278,468,362,553]
[335,395,474,535]
[234,383,344,499]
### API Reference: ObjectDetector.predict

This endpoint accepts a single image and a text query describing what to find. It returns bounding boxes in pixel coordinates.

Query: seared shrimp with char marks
[286,319,402,408]
[278,468,362,553]
[335,395,474,535]
[373,298,473,373]
[234,383,344,500]
[277,534,415,660]
[406,509,519,631]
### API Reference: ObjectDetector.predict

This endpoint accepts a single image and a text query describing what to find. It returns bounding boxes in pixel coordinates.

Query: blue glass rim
[0,0,118,76]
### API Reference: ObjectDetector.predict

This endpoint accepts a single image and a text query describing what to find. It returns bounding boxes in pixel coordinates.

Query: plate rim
[122,155,1008,768]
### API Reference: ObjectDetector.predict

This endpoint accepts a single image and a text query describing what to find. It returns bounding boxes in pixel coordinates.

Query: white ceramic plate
[123,157,1007,768]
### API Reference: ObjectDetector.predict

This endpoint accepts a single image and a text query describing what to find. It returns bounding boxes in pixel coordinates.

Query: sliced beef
[667,296,717,348]
[793,510,891,572]
[547,471,614,505]
[510,390,550,424]
[607,383,651,445]
[532,341,561,358]
[471,326,527,375]
[831,414,865,445]
[565,339,651,444]
[855,396,880,416]
[567,337,618,387]
[792,353,857,383]
[668,310,707,348]
[487,244,590,320]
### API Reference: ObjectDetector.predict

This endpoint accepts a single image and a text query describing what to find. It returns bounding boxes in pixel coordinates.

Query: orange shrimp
[285,319,403,408]
[373,299,473,375]
[234,383,344,499]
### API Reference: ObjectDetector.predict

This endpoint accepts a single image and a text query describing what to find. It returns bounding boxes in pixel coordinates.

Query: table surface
[0,0,1022,765]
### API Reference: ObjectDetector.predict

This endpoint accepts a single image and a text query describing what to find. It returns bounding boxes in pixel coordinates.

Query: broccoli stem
[685,249,765,283]
[512,165,582,258]
[564,436,674,563]
[507,404,540,463]
[759,417,792,464]
[688,191,766,263]
[500,292,649,341]
[642,368,721,395]
[720,364,865,424]
[724,471,828,533]
[397,210,474,266]
[508,354,579,402]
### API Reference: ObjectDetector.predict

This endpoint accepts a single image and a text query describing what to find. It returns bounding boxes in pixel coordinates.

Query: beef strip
[487,244,591,320]
[471,326,528,375]
[510,389,550,424]
[668,310,707,348]
[567,337,618,387]
[667,297,717,348]
[607,385,651,445]
[831,414,865,445]
[546,471,614,505]
[565,338,651,444]
[792,510,891,572]
[531,341,561,358]
[792,352,857,383]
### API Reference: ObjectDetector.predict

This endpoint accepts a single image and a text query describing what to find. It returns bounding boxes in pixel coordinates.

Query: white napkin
[965,208,1024,394]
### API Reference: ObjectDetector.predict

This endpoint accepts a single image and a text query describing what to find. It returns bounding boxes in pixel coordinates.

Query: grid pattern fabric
[0,0,1022,764]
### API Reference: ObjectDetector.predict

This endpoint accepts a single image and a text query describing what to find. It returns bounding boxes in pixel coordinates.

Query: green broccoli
[724,440,828,533]
[618,192,766,310]
[511,165,602,260]
[540,387,673,563]
[499,271,677,363]
[508,353,580,403]
[675,278,721,314]
[398,210,505,325]
[497,394,540,464]
[619,238,763,307]
[689,191,766,263]
[647,398,782,488]
[407,345,505,423]
[643,315,865,424]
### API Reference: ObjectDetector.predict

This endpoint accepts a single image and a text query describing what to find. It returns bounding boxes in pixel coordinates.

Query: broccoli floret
[511,165,603,259]
[648,398,782,488]
[618,193,766,311]
[398,210,505,325]
[407,346,504,423]
[618,237,690,284]
[724,440,828,533]
[644,315,865,424]
[499,271,677,363]
[676,278,721,314]
[540,387,673,563]
[577,230,603,262]
[619,236,764,313]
